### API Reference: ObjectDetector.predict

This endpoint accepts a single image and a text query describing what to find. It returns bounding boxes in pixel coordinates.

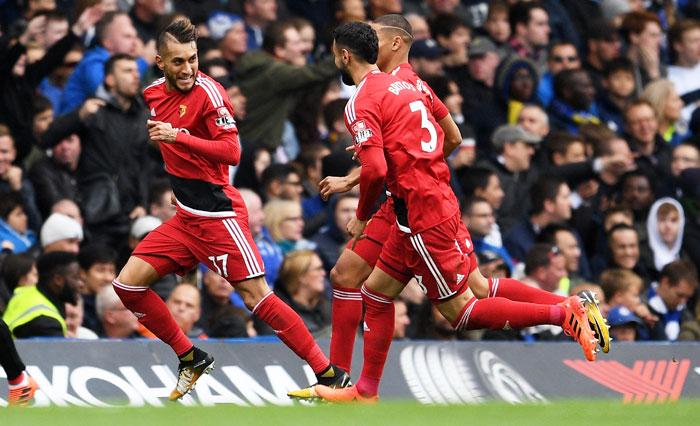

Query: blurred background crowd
[1,0,700,345]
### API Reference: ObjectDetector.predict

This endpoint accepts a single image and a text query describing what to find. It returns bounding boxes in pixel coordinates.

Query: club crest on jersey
[179,104,187,117]
[352,120,372,145]
[215,106,236,128]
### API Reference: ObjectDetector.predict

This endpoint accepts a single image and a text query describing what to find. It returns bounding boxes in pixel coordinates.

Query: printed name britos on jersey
[352,120,372,145]
[215,106,236,129]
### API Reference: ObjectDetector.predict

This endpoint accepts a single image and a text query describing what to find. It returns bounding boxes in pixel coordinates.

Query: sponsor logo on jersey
[179,104,187,117]
[351,120,372,145]
[215,106,236,128]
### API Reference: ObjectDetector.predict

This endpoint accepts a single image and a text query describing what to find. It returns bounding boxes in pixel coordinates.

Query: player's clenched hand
[147,120,177,143]
[319,176,353,200]
[347,217,368,249]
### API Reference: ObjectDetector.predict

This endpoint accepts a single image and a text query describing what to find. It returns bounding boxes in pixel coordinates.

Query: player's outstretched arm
[439,114,462,158]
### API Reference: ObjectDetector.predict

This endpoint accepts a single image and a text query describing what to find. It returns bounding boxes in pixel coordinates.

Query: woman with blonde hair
[263,199,315,254]
[640,79,686,145]
[273,250,330,335]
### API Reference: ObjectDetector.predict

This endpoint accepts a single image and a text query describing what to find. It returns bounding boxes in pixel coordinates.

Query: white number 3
[409,100,438,153]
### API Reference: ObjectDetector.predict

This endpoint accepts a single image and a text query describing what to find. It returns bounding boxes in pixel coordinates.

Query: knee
[330,265,361,289]
[236,278,271,310]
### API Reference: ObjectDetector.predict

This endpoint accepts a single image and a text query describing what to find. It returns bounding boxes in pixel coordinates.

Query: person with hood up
[645,197,686,274]
[470,55,539,154]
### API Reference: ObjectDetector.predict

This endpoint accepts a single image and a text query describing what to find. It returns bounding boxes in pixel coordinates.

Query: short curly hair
[332,22,378,64]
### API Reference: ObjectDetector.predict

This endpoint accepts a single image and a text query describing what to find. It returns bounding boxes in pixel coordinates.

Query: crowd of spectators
[1,0,700,345]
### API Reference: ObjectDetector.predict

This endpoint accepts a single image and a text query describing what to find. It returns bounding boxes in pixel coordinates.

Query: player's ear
[155,54,164,71]
[392,35,401,51]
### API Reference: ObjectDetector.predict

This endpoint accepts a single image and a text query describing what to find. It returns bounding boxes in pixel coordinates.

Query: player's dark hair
[660,260,699,287]
[95,11,127,46]
[157,17,198,53]
[430,13,468,40]
[78,243,117,271]
[509,1,545,35]
[457,167,496,197]
[0,191,24,220]
[530,176,565,215]
[524,243,558,275]
[104,53,136,77]
[374,14,414,42]
[332,21,378,64]
[37,252,78,286]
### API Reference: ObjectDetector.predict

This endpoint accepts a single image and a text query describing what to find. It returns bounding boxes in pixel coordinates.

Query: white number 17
[409,100,438,153]
[208,254,229,277]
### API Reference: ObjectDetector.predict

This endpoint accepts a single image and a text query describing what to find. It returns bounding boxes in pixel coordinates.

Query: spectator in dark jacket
[41,54,151,248]
[28,133,80,219]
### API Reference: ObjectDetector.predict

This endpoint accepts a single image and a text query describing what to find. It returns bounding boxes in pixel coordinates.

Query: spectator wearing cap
[408,38,447,77]
[537,42,581,108]
[548,69,601,134]
[607,305,645,341]
[476,124,540,232]
[129,0,167,44]
[508,1,550,74]
[504,176,572,263]
[461,36,500,117]
[583,19,622,94]
[470,56,539,151]
[643,260,698,341]
[668,20,700,130]
[40,213,83,254]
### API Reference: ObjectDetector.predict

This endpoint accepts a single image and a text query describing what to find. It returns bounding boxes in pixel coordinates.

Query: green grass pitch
[3,400,699,426]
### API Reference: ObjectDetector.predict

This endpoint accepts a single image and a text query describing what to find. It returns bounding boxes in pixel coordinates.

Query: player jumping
[113,18,348,401]
[317,15,610,380]
[289,21,601,403]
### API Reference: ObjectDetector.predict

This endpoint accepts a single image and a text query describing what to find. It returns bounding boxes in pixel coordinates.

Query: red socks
[112,280,193,356]
[451,296,565,331]
[8,372,26,386]
[356,285,394,398]
[253,292,330,374]
[330,287,363,373]
[488,277,565,305]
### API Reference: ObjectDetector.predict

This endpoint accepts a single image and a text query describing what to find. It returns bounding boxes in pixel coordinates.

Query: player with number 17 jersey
[348,70,458,234]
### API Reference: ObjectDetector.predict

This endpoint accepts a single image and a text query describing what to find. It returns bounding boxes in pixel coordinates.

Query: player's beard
[340,69,354,86]
[166,69,195,93]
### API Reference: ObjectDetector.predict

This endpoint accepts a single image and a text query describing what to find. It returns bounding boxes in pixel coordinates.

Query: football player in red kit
[289,21,601,403]
[320,14,610,381]
[112,18,348,401]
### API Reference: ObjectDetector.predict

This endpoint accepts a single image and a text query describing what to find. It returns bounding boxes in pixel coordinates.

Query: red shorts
[377,213,477,302]
[132,211,265,283]
[345,199,395,266]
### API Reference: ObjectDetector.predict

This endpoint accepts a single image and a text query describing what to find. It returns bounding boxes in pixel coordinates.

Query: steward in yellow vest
[2,252,82,338]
